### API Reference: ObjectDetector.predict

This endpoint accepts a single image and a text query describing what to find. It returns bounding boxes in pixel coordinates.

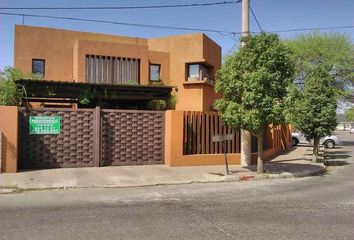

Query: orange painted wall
[165,110,291,167]
[75,39,150,84]
[148,34,222,111]
[148,50,171,84]
[165,110,241,166]
[14,25,148,82]
[0,106,18,173]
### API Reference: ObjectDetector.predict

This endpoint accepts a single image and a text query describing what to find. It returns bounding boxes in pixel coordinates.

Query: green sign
[29,116,61,135]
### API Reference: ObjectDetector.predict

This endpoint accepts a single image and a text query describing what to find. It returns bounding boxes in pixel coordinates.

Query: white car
[350,128,354,134]
[291,132,341,148]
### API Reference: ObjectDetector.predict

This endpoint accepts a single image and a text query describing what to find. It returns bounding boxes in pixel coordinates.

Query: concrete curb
[0,166,327,193]
[0,188,17,194]
[225,165,326,182]
[255,167,326,180]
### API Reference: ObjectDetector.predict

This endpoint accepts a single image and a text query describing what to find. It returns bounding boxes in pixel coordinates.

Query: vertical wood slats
[192,112,197,154]
[85,55,140,85]
[183,111,241,155]
[211,114,215,153]
[206,114,210,154]
[196,112,200,154]
[201,113,205,154]
[183,111,289,156]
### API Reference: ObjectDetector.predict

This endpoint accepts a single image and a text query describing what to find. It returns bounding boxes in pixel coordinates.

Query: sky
[0,0,353,70]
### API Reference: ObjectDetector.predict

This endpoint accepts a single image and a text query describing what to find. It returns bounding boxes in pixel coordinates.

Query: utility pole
[240,0,251,166]
[241,0,249,46]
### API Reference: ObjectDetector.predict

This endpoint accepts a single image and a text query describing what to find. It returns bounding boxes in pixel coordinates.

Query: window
[187,63,213,83]
[188,64,200,80]
[150,64,160,81]
[32,59,45,77]
[85,55,140,85]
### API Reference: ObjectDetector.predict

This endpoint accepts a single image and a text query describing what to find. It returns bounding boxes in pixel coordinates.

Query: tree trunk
[312,137,320,163]
[257,134,264,174]
[241,130,251,166]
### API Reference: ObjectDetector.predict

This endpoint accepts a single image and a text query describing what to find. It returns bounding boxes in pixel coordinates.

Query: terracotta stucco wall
[14,25,148,81]
[148,34,221,111]
[148,51,170,85]
[165,110,241,166]
[0,106,18,173]
[202,35,222,111]
[165,111,292,167]
[75,39,150,84]
[202,84,222,112]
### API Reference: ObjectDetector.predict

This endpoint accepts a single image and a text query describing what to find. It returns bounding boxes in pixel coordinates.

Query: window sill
[183,80,214,87]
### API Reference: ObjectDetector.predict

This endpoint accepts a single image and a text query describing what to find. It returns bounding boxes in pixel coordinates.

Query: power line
[0,1,241,10]
[0,12,240,36]
[267,25,354,33]
[0,12,353,37]
[249,4,263,32]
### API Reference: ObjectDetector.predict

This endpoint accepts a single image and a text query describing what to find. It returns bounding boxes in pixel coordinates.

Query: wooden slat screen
[183,111,241,155]
[86,55,140,85]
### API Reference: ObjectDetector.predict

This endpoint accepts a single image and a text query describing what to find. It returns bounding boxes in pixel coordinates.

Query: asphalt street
[1,131,353,240]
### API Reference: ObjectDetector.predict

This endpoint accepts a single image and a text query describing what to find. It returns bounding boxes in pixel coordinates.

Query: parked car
[291,132,341,148]
[350,128,354,134]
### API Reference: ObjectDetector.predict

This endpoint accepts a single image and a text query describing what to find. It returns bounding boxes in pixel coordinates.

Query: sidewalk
[0,145,325,192]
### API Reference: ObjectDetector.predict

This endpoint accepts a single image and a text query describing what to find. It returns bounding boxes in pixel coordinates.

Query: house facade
[14,25,221,111]
[0,26,292,173]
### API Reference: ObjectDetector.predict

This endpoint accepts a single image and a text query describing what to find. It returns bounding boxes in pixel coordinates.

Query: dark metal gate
[101,110,164,166]
[18,108,165,170]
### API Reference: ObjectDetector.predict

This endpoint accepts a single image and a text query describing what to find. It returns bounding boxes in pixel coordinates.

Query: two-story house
[14,25,221,111]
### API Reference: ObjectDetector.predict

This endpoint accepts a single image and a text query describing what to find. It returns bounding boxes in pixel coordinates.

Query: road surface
[1,131,353,240]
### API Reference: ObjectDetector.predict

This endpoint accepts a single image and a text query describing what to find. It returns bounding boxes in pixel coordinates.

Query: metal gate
[18,108,164,170]
[101,110,164,166]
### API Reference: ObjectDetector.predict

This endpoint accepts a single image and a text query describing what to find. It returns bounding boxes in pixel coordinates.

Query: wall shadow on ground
[244,162,324,175]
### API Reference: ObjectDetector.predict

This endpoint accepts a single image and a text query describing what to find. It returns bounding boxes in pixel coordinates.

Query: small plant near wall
[146,100,166,110]
[125,80,139,86]
[148,81,165,86]
[79,87,96,105]
[167,92,177,109]
[45,86,57,96]
[0,66,38,106]
[146,93,177,110]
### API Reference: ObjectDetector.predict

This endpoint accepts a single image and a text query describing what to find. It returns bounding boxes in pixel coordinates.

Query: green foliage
[285,32,354,99]
[148,81,165,86]
[0,67,24,106]
[79,87,96,105]
[146,100,166,110]
[215,33,295,136]
[0,76,22,106]
[345,107,354,122]
[124,80,139,86]
[167,92,177,109]
[147,92,178,110]
[285,65,337,140]
[0,66,40,106]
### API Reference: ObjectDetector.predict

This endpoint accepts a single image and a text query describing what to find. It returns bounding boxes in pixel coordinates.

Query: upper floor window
[150,64,160,81]
[32,59,45,77]
[187,63,213,83]
[86,55,140,85]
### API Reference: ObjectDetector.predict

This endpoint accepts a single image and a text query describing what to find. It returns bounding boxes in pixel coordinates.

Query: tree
[215,33,295,173]
[345,107,354,122]
[0,66,38,106]
[285,65,337,163]
[285,32,354,100]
